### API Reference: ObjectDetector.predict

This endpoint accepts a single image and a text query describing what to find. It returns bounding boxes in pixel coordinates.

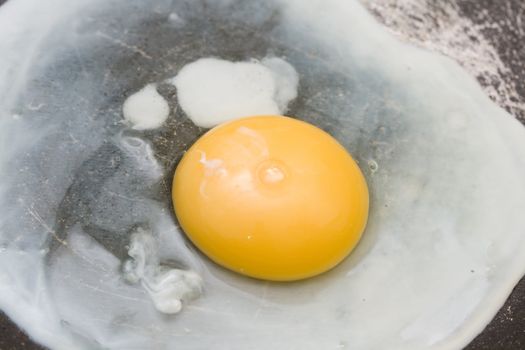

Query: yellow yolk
[172,115,369,281]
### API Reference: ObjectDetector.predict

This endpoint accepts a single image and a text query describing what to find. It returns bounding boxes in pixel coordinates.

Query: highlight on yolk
[172,115,369,281]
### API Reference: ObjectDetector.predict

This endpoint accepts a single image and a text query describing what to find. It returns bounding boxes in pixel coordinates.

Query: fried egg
[173,115,369,281]
[0,0,525,349]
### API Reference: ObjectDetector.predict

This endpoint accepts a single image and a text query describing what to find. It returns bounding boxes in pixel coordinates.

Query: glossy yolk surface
[172,115,369,281]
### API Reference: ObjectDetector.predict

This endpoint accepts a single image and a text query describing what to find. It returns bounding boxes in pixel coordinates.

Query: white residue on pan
[361,0,525,121]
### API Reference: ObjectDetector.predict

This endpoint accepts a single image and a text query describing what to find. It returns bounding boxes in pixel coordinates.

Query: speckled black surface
[0,0,524,349]
[458,0,525,346]
[456,0,525,124]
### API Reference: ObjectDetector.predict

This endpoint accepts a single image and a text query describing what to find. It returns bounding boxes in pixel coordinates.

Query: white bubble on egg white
[123,228,203,314]
[122,84,170,130]
[1,0,525,350]
[171,56,299,128]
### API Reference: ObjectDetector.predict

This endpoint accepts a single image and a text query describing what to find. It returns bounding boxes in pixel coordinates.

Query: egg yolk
[172,115,369,281]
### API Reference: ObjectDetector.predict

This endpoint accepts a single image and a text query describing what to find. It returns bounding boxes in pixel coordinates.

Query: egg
[173,115,369,281]
[1,0,525,350]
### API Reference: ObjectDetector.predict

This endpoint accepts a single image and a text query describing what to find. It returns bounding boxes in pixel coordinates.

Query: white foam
[172,57,299,128]
[122,84,170,130]
[123,229,203,314]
